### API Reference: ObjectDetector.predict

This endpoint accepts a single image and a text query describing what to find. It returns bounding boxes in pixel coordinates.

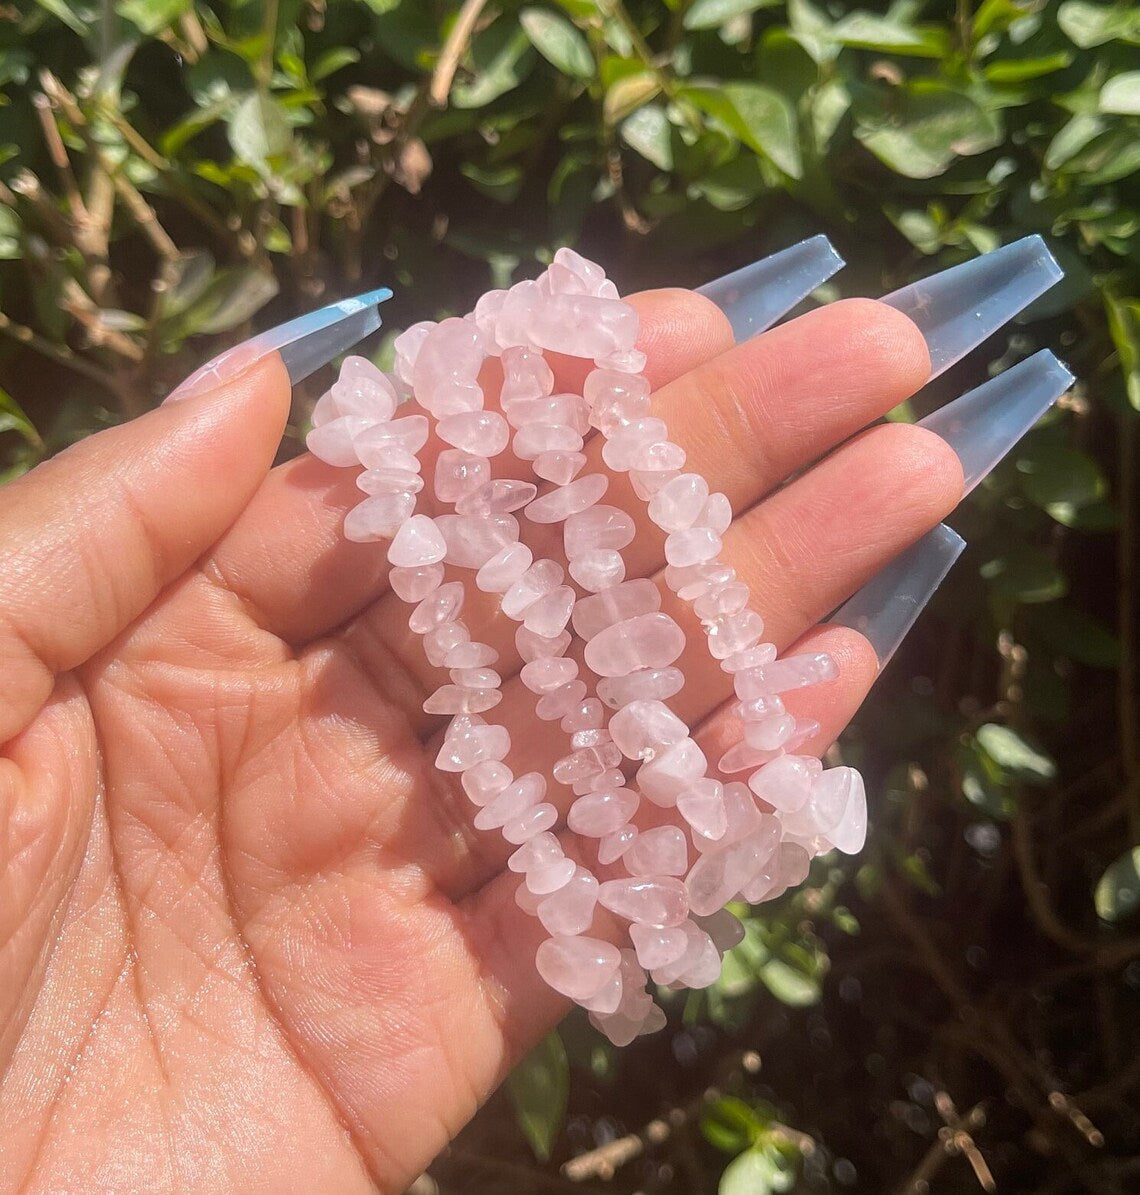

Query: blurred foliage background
[0,0,1138,1191]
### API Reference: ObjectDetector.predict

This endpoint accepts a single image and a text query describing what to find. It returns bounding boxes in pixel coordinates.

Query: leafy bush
[1,1,1137,1190]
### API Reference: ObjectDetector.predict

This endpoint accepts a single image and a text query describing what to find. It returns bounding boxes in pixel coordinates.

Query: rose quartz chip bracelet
[306,250,867,1045]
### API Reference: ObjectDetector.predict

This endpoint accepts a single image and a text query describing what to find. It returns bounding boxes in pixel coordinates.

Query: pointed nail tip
[338,286,395,311]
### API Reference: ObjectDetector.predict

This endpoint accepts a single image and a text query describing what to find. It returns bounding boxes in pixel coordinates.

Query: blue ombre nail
[697,235,845,343]
[167,287,394,402]
[882,236,1063,380]
[919,350,1074,495]
[830,525,966,668]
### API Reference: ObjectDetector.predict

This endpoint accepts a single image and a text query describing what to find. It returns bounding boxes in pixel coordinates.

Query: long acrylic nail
[919,350,1074,495]
[829,524,966,668]
[165,286,394,403]
[697,235,845,343]
[882,236,1063,380]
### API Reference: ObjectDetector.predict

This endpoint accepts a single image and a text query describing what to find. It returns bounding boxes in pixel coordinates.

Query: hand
[0,291,960,1192]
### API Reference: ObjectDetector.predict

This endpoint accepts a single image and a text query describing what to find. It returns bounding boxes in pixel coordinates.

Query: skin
[0,291,963,1193]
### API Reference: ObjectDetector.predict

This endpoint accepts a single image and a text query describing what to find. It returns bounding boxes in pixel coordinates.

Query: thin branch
[0,310,117,390]
[429,0,493,107]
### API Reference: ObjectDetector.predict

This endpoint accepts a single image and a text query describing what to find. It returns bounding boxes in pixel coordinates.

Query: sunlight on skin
[0,293,961,1192]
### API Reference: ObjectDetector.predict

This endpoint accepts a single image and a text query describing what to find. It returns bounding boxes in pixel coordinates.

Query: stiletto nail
[919,350,1074,495]
[830,524,966,668]
[697,235,845,343]
[882,236,1063,379]
[166,287,394,402]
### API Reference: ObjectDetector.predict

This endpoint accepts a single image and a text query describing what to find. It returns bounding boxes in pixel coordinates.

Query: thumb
[0,354,291,744]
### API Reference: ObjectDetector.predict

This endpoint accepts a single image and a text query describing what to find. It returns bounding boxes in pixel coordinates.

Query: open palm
[0,289,960,1193]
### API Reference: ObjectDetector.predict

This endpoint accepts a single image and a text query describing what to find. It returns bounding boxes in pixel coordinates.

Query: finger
[474,422,962,787]
[376,423,961,898]
[0,677,97,1068]
[453,630,871,1072]
[349,299,930,706]
[0,357,290,744]
[203,289,734,644]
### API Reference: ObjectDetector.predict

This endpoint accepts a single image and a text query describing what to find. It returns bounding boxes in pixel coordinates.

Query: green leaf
[604,70,660,123]
[758,957,820,1006]
[831,12,949,57]
[175,267,279,338]
[685,83,801,178]
[0,386,43,450]
[0,204,21,260]
[520,7,595,80]
[720,1144,796,1195]
[459,160,525,202]
[1057,1,1140,47]
[621,104,673,169]
[855,82,1004,179]
[1094,848,1140,923]
[1016,443,1107,523]
[451,22,537,108]
[311,47,361,82]
[980,545,1068,604]
[1105,293,1140,410]
[787,0,839,63]
[976,723,1057,784]
[116,0,190,35]
[701,1095,764,1154]
[957,740,1015,818]
[33,0,91,35]
[1101,71,1140,114]
[984,52,1073,83]
[1045,113,1107,170]
[506,1031,569,1163]
[684,0,780,30]
[227,91,292,168]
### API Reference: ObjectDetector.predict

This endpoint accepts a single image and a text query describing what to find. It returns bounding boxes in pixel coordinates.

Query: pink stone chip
[597,877,688,927]
[583,612,685,677]
[344,493,416,541]
[622,826,688,877]
[435,512,519,568]
[389,563,444,603]
[564,505,636,557]
[533,450,587,485]
[408,581,464,634]
[435,722,510,772]
[524,474,609,523]
[536,935,622,1001]
[456,479,538,517]
[598,824,637,864]
[597,667,684,710]
[516,625,572,662]
[522,585,575,637]
[437,410,509,456]
[461,760,512,806]
[676,778,728,841]
[569,550,626,593]
[520,656,579,694]
[636,737,707,807]
[388,515,446,567]
[434,449,490,502]
[567,788,638,836]
[609,699,689,761]
[475,542,533,593]
[537,868,599,936]
[571,579,660,641]
[748,754,813,813]
[501,559,564,619]
[665,526,722,568]
[629,924,689,970]
[503,803,559,844]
